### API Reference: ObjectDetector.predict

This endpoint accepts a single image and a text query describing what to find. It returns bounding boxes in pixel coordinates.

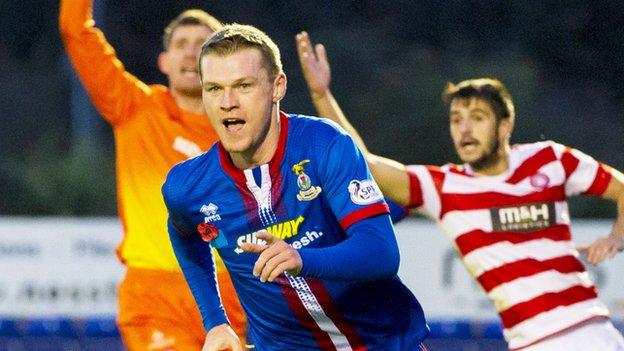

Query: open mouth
[459,139,479,151]
[223,118,246,132]
[459,139,479,148]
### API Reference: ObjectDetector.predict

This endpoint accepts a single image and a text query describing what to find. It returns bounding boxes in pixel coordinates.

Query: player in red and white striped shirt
[296,32,624,350]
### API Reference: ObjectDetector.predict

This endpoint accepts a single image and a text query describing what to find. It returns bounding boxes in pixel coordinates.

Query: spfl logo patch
[292,160,322,201]
[348,179,382,205]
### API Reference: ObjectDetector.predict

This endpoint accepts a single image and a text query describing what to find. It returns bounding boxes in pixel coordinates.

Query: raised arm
[296,31,412,206]
[59,0,149,125]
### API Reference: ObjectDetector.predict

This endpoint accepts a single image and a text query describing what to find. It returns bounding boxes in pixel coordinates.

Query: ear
[498,117,514,142]
[158,52,170,75]
[272,73,287,103]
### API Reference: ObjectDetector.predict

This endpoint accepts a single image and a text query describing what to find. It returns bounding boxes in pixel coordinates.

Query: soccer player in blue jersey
[162,24,430,351]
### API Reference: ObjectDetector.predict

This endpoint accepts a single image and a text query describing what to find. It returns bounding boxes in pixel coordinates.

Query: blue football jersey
[163,113,428,350]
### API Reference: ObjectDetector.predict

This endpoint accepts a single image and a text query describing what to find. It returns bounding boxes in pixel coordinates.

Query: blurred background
[1,1,624,350]
[2,0,623,217]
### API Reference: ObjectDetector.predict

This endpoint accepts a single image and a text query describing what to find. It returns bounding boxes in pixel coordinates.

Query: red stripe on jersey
[407,170,424,208]
[407,166,446,209]
[440,186,566,217]
[339,203,389,229]
[560,147,580,178]
[429,166,446,192]
[306,279,368,351]
[584,163,612,196]
[270,172,287,219]
[279,280,338,351]
[236,183,262,228]
[506,147,557,184]
[477,255,585,292]
[456,225,571,256]
[448,166,468,176]
[219,112,289,185]
[499,285,598,329]
[170,218,191,236]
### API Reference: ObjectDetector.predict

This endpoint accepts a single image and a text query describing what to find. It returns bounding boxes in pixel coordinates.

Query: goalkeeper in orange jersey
[59,1,247,349]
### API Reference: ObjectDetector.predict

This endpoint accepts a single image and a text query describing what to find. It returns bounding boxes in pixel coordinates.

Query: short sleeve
[318,134,389,230]
[556,143,612,197]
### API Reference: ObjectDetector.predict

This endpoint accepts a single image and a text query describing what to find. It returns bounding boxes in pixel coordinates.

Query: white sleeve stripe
[565,149,599,196]
[408,165,442,219]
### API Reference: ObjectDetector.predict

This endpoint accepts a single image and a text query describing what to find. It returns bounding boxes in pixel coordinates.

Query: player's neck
[472,144,510,176]
[231,111,281,170]
[171,90,205,115]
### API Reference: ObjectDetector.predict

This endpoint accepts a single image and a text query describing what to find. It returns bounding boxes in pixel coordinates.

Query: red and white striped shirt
[407,141,613,350]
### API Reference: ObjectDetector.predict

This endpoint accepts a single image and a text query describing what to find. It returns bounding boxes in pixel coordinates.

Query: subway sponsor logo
[234,216,306,254]
[266,215,305,239]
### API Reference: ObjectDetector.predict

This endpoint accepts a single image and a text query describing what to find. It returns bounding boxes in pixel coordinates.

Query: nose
[220,88,239,112]
[185,43,201,58]
[457,118,472,134]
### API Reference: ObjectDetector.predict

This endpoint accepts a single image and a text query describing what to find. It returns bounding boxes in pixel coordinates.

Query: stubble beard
[466,126,503,172]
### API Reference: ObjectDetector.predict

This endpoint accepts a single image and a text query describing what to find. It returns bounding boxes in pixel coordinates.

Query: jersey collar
[218,111,290,184]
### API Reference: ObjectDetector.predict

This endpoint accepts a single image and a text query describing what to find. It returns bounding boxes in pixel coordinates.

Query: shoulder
[513,140,565,152]
[162,147,219,207]
[512,140,567,158]
[408,163,455,175]
[287,114,348,142]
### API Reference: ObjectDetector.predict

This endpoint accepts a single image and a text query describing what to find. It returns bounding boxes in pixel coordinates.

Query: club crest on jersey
[200,203,221,223]
[348,179,382,205]
[292,160,322,201]
[530,173,550,189]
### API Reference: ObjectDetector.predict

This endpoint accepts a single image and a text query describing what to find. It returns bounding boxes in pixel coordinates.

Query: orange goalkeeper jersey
[60,0,221,271]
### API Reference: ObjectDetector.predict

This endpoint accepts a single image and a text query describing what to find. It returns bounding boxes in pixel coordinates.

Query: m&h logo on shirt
[490,201,556,232]
[200,203,221,223]
[292,160,322,201]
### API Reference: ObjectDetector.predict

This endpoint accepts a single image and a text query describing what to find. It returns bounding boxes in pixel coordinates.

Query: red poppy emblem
[197,223,219,242]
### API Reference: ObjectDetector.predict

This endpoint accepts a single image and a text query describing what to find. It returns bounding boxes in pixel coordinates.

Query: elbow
[58,11,82,41]
[58,9,71,38]
[387,246,401,276]
[376,242,400,279]
[58,19,73,43]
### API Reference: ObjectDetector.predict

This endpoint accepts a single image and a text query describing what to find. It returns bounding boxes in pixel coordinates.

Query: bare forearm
[604,168,624,239]
[611,193,624,239]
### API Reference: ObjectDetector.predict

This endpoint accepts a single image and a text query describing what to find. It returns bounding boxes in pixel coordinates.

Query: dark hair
[162,9,222,50]
[442,78,515,122]
[199,24,282,81]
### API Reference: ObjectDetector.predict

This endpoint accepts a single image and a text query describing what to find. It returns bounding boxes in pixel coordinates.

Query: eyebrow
[449,107,491,117]
[470,108,490,114]
[203,77,257,87]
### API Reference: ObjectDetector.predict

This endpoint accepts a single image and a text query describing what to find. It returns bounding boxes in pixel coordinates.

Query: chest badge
[197,222,219,242]
[292,160,322,201]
